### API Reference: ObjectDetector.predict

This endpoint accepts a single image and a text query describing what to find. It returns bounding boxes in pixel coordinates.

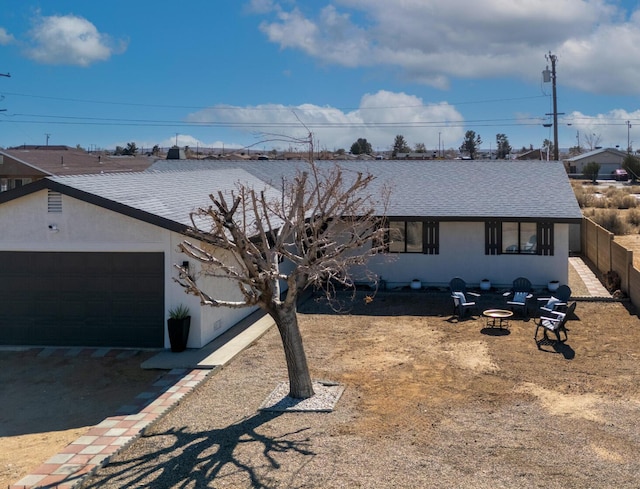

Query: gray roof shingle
[146,159,583,222]
[49,168,283,229]
[0,160,581,234]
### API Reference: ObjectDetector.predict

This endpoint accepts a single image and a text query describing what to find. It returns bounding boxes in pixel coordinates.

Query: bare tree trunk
[270,303,315,399]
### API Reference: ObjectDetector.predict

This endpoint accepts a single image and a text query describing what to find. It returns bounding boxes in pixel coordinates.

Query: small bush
[604,270,621,293]
[592,195,608,208]
[620,195,638,209]
[603,186,620,198]
[573,186,597,208]
[607,191,638,209]
[627,208,640,226]
[591,209,631,235]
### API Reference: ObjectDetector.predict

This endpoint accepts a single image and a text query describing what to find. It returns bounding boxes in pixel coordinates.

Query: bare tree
[174,136,389,399]
[584,132,602,151]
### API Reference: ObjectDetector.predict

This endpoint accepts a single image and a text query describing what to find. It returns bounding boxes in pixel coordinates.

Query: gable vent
[47,190,62,213]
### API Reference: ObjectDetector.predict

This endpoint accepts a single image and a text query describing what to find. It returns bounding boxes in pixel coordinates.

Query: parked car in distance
[613,168,629,181]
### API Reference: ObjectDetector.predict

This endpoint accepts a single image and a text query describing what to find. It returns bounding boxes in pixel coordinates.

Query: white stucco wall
[174,244,263,347]
[0,190,258,349]
[358,222,570,289]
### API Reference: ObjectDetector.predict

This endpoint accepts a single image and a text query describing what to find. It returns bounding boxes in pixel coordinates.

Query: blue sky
[1,0,639,154]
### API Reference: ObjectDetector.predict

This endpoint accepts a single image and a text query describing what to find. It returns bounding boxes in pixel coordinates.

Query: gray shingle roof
[0,159,580,234]
[565,147,627,162]
[49,168,282,229]
[147,159,583,222]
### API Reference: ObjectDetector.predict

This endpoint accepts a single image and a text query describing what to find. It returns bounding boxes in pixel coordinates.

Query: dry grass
[573,181,640,234]
[79,291,640,489]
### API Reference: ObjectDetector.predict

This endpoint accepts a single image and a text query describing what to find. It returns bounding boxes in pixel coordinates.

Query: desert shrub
[604,270,621,293]
[591,209,631,235]
[603,186,620,197]
[620,195,638,209]
[573,186,597,208]
[592,194,608,208]
[583,161,601,183]
[627,208,640,226]
[608,191,639,209]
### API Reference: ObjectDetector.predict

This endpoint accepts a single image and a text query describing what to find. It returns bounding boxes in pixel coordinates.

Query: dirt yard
[0,349,162,488]
[78,291,640,488]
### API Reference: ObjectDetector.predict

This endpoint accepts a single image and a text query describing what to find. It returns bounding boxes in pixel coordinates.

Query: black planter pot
[167,316,191,352]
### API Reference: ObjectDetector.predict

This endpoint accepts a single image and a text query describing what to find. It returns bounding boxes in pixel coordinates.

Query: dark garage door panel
[0,252,164,348]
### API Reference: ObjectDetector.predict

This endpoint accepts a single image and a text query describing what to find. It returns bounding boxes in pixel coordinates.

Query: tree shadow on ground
[79,411,314,489]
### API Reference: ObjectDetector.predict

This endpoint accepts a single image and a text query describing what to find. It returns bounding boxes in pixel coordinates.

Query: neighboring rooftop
[564,147,628,162]
[1,146,156,176]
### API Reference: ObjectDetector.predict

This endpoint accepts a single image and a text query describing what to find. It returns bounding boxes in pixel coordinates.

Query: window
[486,221,553,256]
[387,220,439,254]
[502,222,537,254]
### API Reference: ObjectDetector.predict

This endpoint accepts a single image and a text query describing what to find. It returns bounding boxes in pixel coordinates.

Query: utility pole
[627,120,632,153]
[0,72,9,113]
[543,52,560,161]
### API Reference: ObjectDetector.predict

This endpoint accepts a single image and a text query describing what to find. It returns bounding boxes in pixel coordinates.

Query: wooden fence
[581,217,640,307]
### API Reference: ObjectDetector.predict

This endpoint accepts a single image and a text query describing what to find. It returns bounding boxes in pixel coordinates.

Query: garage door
[0,252,164,348]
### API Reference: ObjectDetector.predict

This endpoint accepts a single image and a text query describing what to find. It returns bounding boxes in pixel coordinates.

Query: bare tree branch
[172,133,390,398]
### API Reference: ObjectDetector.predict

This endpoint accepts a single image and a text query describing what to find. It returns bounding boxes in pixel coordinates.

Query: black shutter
[485,221,501,255]
[423,221,439,254]
[537,222,554,255]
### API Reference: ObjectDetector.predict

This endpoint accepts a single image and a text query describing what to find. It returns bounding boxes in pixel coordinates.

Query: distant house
[0,146,154,192]
[0,160,581,349]
[516,148,547,161]
[564,147,627,177]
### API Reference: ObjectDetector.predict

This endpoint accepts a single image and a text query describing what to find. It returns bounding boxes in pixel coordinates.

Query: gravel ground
[78,287,640,489]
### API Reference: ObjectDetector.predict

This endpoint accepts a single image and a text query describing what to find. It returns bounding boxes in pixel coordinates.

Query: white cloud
[254,0,640,94]
[244,0,279,14]
[567,109,640,150]
[185,90,466,151]
[25,14,127,66]
[0,27,15,45]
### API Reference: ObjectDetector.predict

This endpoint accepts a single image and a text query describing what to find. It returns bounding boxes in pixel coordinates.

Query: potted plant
[167,304,191,352]
[480,279,491,291]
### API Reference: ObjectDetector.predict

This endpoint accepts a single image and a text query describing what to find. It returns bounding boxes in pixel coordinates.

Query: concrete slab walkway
[569,256,611,298]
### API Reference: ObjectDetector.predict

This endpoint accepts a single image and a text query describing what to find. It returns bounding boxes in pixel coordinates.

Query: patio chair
[503,277,533,317]
[537,284,571,316]
[449,277,481,315]
[535,302,577,344]
[451,291,478,320]
[523,234,537,253]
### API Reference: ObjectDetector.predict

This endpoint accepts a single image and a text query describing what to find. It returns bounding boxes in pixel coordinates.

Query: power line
[0,90,548,112]
[1,114,550,129]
